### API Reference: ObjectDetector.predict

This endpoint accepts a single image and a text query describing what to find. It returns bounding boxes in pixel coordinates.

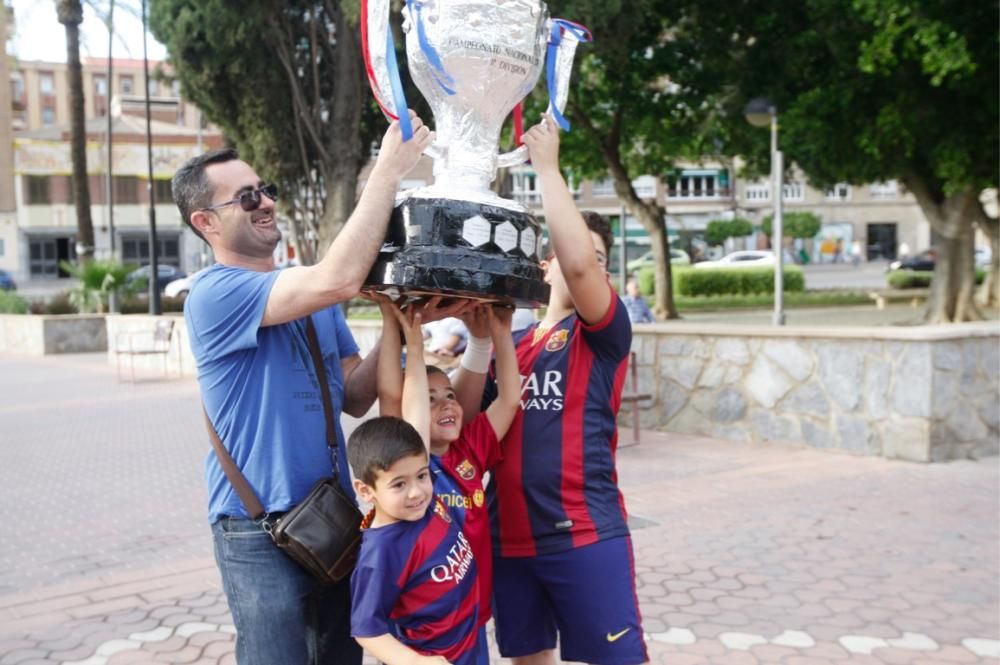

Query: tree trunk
[57,0,95,264]
[317,4,364,256]
[906,179,983,323]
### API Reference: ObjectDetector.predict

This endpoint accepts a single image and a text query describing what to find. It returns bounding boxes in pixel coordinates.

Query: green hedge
[639,266,805,297]
[0,290,29,314]
[887,269,986,289]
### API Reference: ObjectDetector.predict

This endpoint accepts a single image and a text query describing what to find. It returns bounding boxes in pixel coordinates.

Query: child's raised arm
[356,634,450,665]
[484,306,520,440]
[375,296,403,418]
[390,304,431,452]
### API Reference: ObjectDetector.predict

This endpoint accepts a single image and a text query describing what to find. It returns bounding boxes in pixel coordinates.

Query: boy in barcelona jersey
[375,295,521,648]
[348,304,488,665]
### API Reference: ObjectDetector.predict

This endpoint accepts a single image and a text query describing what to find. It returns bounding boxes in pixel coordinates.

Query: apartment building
[509,163,930,268]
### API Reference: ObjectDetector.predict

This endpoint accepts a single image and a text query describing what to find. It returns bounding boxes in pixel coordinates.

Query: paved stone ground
[1,352,998,664]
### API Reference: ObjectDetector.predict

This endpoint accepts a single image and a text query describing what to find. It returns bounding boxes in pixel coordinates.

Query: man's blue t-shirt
[185,264,359,523]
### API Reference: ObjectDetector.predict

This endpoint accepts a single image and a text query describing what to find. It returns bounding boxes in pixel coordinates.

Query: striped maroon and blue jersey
[487,287,633,557]
[431,413,502,625]
[351,498,485,665]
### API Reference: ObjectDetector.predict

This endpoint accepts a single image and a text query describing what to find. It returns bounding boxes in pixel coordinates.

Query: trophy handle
[495,18,591,168]
[361,0,401,122]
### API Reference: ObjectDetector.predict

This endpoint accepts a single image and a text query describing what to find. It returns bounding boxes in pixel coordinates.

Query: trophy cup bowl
[362,0,586,307]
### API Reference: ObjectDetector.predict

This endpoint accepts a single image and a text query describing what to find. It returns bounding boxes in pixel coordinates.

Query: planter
[0,314,108,355]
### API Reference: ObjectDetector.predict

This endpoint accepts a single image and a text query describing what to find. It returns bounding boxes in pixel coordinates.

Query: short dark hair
[171,148,240,242]
[580,210,614,257]
[426,365,448,379]
[348,416,427,487]
[541,210,614,259]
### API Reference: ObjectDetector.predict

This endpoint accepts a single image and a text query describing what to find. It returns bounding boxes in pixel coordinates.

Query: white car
[163,268,206,299]
[694,250,776,269]
[626,248,691,273]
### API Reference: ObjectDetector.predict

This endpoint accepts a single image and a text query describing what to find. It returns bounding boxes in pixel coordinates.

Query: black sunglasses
[203,184,279,212]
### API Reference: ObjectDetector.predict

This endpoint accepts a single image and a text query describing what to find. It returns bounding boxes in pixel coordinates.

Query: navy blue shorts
[492,536,647,665]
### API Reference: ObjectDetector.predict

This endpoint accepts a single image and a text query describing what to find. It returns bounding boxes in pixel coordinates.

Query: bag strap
[203,406,266,519]
[303,316,342,483]
[204,313,342,519]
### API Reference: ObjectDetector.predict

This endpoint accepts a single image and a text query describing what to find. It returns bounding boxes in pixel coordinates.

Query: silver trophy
[363,0,588,306]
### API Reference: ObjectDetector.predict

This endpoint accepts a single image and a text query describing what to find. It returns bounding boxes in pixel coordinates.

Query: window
[632,175,656,199]
[147,78,158,96]
[121,235,181,266]
[39,72,55,94]
[744,183,769,201]
[592,178,616,197]
[10,71,24,98]
[0,238,5,256]
[119,75,134,94]
[153,179,173,202]
[26,176,50,204]
[41,106,56,125]
[825,183,851,201]
[869,180,898,199]
[782,182,804,201]
[93,75,107,96]
[114,176,139,204]
[512,171,541,204]
[667,169,729,199]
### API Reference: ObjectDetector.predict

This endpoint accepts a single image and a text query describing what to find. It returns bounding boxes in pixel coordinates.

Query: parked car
[126,264,187,291]
[0,269,16,291]
[693,250,776,269]
[626,248,691,273]
[163,267,207,299]
[887,249,936,272]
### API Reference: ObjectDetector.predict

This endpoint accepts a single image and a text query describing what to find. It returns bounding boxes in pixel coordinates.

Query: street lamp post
[745,97,785,326]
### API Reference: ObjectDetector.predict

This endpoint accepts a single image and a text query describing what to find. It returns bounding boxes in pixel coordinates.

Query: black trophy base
[364,197,550,308]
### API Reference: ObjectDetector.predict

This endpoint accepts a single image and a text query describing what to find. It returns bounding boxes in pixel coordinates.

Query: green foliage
[0,290,29,314]
[29,293,76,315]
[888,269,986,289]
[672,267,805,297]
[761,212,823,239]
[59,259,134,314]
[120,296,186,314]
[675,291,872,310]
[705,218,754,246]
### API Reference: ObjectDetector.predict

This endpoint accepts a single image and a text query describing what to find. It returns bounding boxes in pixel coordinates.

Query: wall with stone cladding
[625,322,999,462]
[0,314,107,354]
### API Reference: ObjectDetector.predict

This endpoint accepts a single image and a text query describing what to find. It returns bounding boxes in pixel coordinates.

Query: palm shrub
[58,259,134,313]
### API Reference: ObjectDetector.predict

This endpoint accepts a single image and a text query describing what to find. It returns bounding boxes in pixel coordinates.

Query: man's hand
[522,114,561,176]
[419,295,476,325]
[373,110,435,180]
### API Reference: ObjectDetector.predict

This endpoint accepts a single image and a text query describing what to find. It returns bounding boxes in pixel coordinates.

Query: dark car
[126,264,187,292]
[888,249,936,272]
[0,269,15,291]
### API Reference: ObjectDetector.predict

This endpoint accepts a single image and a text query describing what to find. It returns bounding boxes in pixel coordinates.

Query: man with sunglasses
[171,113,447,665]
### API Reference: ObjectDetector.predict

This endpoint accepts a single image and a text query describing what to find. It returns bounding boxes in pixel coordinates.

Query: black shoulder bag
[205,315,362,584]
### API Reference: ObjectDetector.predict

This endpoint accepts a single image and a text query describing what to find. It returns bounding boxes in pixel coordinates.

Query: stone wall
[626,321,999,462]
[0,314,107,354]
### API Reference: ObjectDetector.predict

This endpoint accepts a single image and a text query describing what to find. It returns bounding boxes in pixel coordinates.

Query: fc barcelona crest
[545,329,569,352]
[433,499,452,523]
[454,459,476,481]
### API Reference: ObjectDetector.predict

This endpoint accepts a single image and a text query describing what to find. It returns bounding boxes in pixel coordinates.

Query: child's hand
[488,305,513,338]
[461,303,491,339]
[390,302,424,346]
[421,295,475,324]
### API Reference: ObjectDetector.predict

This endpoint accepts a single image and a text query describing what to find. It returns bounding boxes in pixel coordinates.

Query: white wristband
[460,335,492,374]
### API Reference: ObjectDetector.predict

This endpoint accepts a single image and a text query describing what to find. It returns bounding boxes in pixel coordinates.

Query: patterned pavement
[1,351,997,664]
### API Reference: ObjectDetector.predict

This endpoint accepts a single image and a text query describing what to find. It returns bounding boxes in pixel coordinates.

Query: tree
[761,212,821,240]
[56,0,95,264]
[149,0,380,264]
[680,0,998,322]
[705,217,753,248]
[532,0,725,319]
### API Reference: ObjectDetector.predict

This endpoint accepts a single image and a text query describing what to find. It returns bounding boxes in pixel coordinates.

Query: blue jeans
[211,516,362,665]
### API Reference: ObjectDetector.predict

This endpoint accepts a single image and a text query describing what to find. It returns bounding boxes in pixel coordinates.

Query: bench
[619,351,652,448]
[868,288,931,310]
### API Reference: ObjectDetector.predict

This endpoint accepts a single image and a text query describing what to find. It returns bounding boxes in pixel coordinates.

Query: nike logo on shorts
[606,628,630,642]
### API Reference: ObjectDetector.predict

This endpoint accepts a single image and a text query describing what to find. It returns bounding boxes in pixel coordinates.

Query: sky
[9,0,167,63]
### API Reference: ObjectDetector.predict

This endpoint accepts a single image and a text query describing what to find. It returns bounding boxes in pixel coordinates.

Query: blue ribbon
[385,24,413,141]
[406,0,456,95]
[546,19,592,132]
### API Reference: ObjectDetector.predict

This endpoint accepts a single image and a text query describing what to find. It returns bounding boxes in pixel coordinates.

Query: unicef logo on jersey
[430,531,475,584]
[519,370,564,411]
